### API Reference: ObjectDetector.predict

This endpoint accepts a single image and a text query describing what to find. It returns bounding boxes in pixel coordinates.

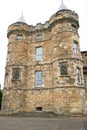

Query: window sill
[59,75,69,77]
[12,79,20,82]
[77,83,84,85]
[36,61,43,65]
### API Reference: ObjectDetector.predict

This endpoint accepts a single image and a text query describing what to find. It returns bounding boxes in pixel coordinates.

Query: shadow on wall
[0,85,2,110]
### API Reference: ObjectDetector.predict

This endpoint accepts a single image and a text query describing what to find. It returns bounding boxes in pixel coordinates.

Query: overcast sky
[0,0,87,89]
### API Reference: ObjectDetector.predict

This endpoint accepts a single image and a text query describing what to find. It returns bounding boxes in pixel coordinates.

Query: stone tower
[2,1,86,115]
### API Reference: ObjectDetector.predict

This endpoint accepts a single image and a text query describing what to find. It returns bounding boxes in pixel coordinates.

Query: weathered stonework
[81,51,87,91]
[1,9,87,115]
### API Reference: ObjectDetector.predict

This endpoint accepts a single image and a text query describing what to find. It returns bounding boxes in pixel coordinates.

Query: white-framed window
[16,35,23,40]
[35,71,42,87]
[76,68,81,84]
[36,47,42,61]
[73,42,78,54]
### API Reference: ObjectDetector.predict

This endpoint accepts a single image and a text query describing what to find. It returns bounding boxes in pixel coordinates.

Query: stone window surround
[73,41,79,54]
[76,67,82,84]
[36,34,42,41]
[7,51,10,62]
[60,62,68,76]
[12,68,21,80]
[71,23,77,29]
[35,70,42,87]
[16,34,23,40]
[36,46,43,62]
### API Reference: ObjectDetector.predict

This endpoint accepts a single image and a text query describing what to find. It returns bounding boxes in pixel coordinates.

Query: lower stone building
[1,1,87,115]
[81,51,87,90]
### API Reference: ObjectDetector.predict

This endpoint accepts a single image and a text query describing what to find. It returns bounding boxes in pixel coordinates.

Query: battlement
[7,10,79,38]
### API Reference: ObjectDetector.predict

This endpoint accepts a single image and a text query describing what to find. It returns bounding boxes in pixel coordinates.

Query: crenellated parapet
[7,9,79,39]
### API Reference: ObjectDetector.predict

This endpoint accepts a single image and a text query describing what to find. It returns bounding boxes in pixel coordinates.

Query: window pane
[36,71,42,87]
[76,68,81,84]
[73,42,78,54]
[16,35,23,40]
[36,47,42,61]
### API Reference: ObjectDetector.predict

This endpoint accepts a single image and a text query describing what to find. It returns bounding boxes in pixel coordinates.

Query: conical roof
[58,0,68,11]
[17,12,26,23]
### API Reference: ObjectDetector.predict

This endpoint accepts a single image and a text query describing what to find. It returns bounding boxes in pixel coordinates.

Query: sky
[0,0,87,89]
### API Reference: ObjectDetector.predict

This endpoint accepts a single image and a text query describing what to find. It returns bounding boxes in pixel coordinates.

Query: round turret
[7,14,29,66]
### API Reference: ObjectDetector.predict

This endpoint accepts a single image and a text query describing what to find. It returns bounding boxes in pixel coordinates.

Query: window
[72,24,76,31]
[60,62,67,75]
[73,42,78,54]
[12,68,20,80]
[83,67,87,74]
[76,68,81,84]
[36,47,42,61]
[35,71,42,87]
[36,34,42,41]
[16,35,23,40]
[7,51,10,62]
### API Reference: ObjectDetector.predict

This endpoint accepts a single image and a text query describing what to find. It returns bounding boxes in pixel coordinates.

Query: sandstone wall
[2,10,86,115]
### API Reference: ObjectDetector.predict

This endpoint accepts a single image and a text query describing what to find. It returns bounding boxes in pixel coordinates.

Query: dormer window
[16,35,23,40]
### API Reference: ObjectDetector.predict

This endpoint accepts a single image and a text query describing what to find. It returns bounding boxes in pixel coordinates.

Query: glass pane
[36,71,42,86]
[36,47,42,61]
[73,42,78,54]
[76,68,81,84]
[16,35,23,40]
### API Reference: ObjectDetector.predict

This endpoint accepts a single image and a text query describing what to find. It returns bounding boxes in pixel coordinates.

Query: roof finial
[17,11,26,23]
[62,0,63,3]
[58,0,67,11]
[22,11,23,16]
